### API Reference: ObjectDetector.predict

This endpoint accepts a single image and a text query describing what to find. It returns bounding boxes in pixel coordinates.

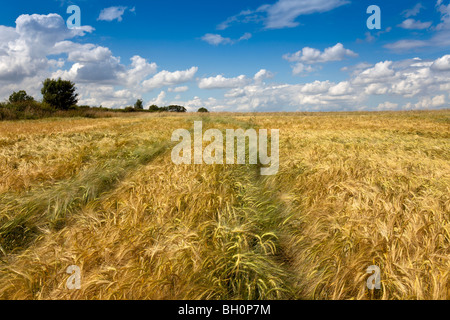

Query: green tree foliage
[124,106,135,112]
[134,99,144,110]
[198,107,209,113]
[148,105,160,112]
[148,105,187,113]
[41,78,79,110]
[9,90,34,103]
[163,105,187,113]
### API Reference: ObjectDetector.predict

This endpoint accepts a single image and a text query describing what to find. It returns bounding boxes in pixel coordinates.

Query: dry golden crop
[0,110,448,300]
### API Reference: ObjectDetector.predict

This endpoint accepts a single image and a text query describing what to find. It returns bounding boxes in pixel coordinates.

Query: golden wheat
[0,110,448,300]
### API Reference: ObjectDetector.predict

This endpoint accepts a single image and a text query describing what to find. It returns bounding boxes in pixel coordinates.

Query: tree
[41,78,78,110]
[166,105,187,113]
[9,90,34,103]
[198,107,209,113]
[134,99,144,110]
[148,104,160,112]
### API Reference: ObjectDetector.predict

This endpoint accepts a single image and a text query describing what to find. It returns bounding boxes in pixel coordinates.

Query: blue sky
[0,0,449,111]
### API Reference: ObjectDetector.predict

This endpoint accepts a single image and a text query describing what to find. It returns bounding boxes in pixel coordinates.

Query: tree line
[1,78,208,121]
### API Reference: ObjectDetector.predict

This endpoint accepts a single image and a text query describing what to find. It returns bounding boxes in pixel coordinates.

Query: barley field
[0,110,448,300]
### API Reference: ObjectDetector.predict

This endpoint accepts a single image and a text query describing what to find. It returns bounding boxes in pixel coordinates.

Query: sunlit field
[0,110,448,300]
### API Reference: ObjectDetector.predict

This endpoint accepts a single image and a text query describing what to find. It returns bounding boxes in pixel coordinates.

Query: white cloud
[399,19,432,30]
[283,43,358,64]
[415,95,446,109]
[263,0,349,29]
[198,74,250,89]
[67,45,113,63]
[351,61,395,86]
[0,13,93,84]
[219,0,349,30]
[168,86,189,93]
[300,80,332,94]
[98,6,130,22]
[201,34,232,46]
[201,32,252,45]
[377,102,399,110]
[1,12,450,112]
[217,9,263,30]
[0,13,198,108]
[254,69,274,83]
[384,39,428,51]
[119,56,158,86]
[283,43,357,75]
[436,2,450,30]
[76,85,137,109]
[329,81,353,96]
[142,67,198,91]
[431,54,450,71]
[291,63,315,75]
[239,32,252,41]
[365,83,389,95]
[147,91,167,107]
[179,53,450,112]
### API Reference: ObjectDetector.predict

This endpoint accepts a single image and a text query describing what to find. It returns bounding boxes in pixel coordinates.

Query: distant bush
[0,100,52,120]
[147,104,187,113]
[148,105,160,113]
[160,105,187,113]
[9,90,34,103]
[124,106,135,112]
[0,78,189,121]
[198,107,209,113]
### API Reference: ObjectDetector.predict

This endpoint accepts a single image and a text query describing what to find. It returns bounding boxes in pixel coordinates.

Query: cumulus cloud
[142,67,198,91]
[254,69,274,83]
[353,61,395,85]
[1,11,449,112]
[431,54,450,70]
[291,63,315,75]
[147,91,167,107]
[0,13,93,89]
[176,53,450,112]
[198,75,250,89]
[414,95,446,109]
[283,43,358,64]
[0,13,199,108]
[329,81,353,96]
[283,43,357,75]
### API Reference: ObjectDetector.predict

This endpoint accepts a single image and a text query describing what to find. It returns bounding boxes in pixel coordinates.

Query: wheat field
[0,110,448,300]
